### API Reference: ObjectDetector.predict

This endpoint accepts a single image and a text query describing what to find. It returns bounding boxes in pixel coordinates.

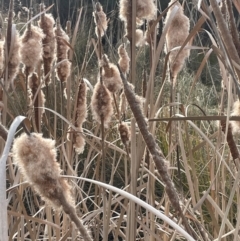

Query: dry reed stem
[209,0,240,81]
[0,122,8,141]
[93,2,108,38]
[38,4,56,86]
[91,81,113,128]
[55,22,71,83]
[0,86,3,112]
[118,44,130,74]
[118,65,196,238]
[20,25,45,75]
[12,133,93,241]
[101,54,122,93]
[220,0,227,21]
[225,0,240,57]
[165,0,190,82]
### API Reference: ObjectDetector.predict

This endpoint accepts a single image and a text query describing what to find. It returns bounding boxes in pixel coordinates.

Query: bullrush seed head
[135,29,145,47]
[91,81,113,128]
[28,73,45,129]
[231,100,240,133]
[118,122,130,145]
[118,44,130,74]
[12,133,73,209]
[38,5,56,86]
[136,0,157,21]
[164,0,190,79]
[93,2,108,38]
[20,25,45,75]
[55,23,71,83]
[0,40,4,76]
[101,54,122,93]
[73,128,86,154]
[7,30,21,89]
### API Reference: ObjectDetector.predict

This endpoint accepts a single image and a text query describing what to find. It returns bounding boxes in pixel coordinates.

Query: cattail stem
[0,123,8,141]
[118,64,197,239]
[57,193,92,241]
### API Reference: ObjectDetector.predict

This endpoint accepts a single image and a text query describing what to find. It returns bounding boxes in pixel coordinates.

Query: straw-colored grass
[1,1,240,240]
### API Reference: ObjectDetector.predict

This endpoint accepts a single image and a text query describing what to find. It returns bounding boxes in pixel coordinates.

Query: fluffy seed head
[164,0,190,79]
[93,2,108,37]
[0,40,4,76]
[101,54,123,93]
[28,73,45,129]
[119,122,130,145]
[38,5,56,85]
[119,91,127,115]
[118,44,130,74]
[55,23,71,82]
[7,30,21,89]
[73,128,86,154]
[135,29,145,47]
[20,25,45,74]
[91,81,113,128]
[136,0,157,21]
[231,100,240,134]
[12,133,73,209]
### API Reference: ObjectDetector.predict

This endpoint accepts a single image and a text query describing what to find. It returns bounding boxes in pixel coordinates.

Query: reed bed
[1,0,240,240]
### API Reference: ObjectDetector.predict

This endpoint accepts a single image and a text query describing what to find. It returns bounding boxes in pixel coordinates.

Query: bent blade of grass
[63,176,196,241]
[0,115,26,241]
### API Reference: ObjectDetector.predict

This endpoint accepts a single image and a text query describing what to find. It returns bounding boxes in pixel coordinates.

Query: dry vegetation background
[1,0,240,240]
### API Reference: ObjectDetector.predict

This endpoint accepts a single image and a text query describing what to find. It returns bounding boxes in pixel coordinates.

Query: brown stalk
[209,0,240,82]
[225,0,240,57]
[221,120,239,162]
[117,65,197,239]
[0,123,8,141]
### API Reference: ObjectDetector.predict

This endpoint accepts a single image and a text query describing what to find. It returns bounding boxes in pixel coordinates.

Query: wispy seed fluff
[118,44,130,74]
[93,2,108,38]
[0,40,4,76]
[164,0,190,80]
[231,100,240,134]
[119,0,156,23]
[20,25,45,75]
[55,22,71,83]
[136,29,145,47]
[91,81,113,128]
[12,133,73,209]
[101,54,122,93]
[73,80,88,154]
[38,5,56,86]
[7,30,21,89]
[118,122,130,145]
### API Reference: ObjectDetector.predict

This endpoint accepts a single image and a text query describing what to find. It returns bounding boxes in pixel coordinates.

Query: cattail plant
[101,54,122,93]
[231,100,240,134]
[55,20,71,84]
[20,25,45,75]
[118,122,130,145]
[5,30,22,89]
[12,133,93,241]
[91,81,113,128]
[0,86,3,113]
[119,0,156,38]
[28,72,45,131]
[164,0,190,85]
[73,79,88,154]
[118,44,130,75]
[135,29,145,47]
[38,4,56,86]
[93,2,108,38]
[0,40,4,76]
